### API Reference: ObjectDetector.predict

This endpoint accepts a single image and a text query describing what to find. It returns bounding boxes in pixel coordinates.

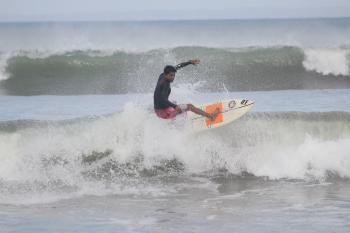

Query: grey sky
[1,0,350,22]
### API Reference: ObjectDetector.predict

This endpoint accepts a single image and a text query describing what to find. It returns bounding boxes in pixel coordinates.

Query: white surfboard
[187,99,254,132]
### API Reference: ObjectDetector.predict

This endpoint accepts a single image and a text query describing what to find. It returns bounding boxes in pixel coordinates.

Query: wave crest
[303,48,350,76]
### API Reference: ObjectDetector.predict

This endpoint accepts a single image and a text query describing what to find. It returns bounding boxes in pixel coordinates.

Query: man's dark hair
[164,65,177,75]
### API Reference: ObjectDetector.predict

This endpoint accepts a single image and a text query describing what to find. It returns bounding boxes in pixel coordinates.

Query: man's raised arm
[175,59,200,71]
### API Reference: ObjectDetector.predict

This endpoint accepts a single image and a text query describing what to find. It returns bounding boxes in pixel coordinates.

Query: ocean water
[0,18,350,233]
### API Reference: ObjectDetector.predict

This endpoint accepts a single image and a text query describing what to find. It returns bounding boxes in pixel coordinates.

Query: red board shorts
[155,104,188,119]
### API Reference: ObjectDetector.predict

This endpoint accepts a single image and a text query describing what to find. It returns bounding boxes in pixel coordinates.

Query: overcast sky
[1,0,350,22]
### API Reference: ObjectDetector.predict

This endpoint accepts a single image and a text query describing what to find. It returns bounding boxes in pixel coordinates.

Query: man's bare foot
[209,108,220,120]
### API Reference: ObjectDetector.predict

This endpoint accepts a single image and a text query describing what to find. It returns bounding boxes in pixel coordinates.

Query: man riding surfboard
[153,59,219,120]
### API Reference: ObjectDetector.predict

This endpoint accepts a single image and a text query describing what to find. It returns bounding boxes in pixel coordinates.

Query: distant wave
[0,46,349,95]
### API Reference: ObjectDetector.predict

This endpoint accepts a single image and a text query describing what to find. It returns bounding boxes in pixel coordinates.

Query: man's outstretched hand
[191,59,200,65]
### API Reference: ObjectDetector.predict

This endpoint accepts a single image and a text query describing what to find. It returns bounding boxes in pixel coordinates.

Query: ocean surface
[0,18,350,233]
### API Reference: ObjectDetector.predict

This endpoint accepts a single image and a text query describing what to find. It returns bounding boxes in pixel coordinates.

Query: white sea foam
[0,88,349,204]
[0,104,349,198]
[241,136,350,180]
[0,53,10,81]
[303,48,350,76]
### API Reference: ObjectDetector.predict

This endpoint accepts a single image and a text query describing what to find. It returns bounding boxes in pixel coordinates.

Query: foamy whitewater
[0,19,350,233]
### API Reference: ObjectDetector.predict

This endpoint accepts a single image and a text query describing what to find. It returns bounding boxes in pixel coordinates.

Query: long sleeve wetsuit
[153,61,192,110]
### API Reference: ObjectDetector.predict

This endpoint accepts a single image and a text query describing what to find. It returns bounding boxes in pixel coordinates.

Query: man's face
[165,72,176,82]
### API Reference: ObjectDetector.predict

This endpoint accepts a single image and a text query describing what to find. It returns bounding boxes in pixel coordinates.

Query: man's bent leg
[187,104,219,119]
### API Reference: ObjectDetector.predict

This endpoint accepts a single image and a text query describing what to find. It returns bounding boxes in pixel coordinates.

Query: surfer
[154,59,219,119]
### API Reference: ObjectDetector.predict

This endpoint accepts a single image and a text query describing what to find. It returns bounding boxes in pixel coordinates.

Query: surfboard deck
[187,99,254,132]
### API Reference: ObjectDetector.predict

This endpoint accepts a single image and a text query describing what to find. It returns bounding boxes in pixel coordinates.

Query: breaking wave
[303,48,350,76]
[0,104,349,204]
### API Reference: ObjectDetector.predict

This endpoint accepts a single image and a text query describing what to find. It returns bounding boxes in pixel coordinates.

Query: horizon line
[1,16,350,24]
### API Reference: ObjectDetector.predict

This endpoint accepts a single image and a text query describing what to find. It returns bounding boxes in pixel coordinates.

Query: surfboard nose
[247,100,255,105]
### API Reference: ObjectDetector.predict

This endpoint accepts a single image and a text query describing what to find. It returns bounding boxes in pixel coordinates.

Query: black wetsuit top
[153,61,192,110]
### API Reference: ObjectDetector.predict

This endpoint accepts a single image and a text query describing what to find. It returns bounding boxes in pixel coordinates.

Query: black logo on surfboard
[241,100,249,105]
[228,100,236,108]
